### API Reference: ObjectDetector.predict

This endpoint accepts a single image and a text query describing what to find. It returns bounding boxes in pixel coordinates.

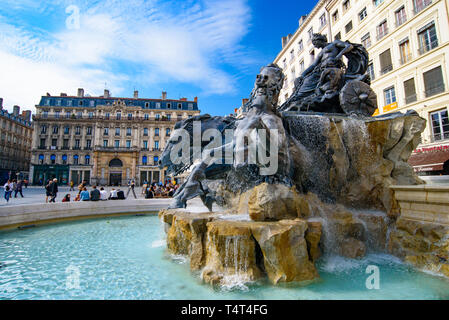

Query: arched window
[109,158,123,167]
[62,154,68,164]
[50,154,56,164]
[73,155,79,165]
[85,155,90,165]
[142,156,147,165]
[38,154,44,164]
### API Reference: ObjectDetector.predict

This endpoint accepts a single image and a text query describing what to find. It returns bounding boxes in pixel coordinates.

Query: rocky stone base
[159,208,320,286]
[388,217,449,278]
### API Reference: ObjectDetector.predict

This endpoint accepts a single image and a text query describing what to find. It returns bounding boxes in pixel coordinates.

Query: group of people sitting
[142,182,178,199]
[62,186,127,202]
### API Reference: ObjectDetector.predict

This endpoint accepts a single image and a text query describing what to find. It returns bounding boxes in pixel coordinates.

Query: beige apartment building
[30,89,200,186]
[274,0,449,178]
[0,100,33,184]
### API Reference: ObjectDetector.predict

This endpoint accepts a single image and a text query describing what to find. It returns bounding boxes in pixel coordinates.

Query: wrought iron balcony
[425,84,445,98]
[380,64,393,75]
[418,39,439,55]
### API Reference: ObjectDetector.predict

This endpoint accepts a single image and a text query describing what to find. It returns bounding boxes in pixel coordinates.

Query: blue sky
[0,0,316,115]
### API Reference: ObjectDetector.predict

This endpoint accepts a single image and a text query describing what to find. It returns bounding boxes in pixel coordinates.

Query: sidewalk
[0,186,151,207]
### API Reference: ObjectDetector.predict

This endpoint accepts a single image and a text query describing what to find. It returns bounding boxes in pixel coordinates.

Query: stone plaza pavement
[0,185,155,207]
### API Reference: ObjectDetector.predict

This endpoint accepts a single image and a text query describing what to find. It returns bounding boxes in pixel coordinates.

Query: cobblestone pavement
[0,186,154,207]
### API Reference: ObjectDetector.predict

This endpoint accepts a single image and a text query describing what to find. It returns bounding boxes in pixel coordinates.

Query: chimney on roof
[13,105,20,116]
[194,97,198,103]
[21,110,31,121]
[77,88,84,97]
[60,93,67,97]
[133,90,139,99]
[104,89,110,98]
[162,91,167,100]
[299,15,307,27]
[0,98,3,110]
[180,98,187,101]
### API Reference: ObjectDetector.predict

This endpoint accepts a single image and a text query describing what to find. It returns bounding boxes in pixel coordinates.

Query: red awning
[408,150,449,172]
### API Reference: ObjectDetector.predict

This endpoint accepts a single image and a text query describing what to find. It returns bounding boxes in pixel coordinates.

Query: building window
[332,10,339,22]
[359,8,367,21]
[104,127,109,135]
[66,111,71,118]
[384,86,396,105]
[77,111,82,119]
[308,28,313,42]
[116,112,121,120]
[166,114,171,121]
[298,40,304,53]
[290,49,295,62]
[50,154,56,164]
[75,126,81,135]
[153,156,159,165]
[142,156,147,165]
[86,127,92,135]
[418,22,438,55]
[85,155,90,165]
[128,113,133,120]
[377,20,388,40]
[379,49,393,75]
[414,0,432,14]
[63,139,69,149]
[178,103,182,109]
[395,6,407,27]
[188,103,193,110]
[367,61,375,81]
[373,0,384,7]
[299,60,305,73]
[55,111,60,118]
[399,38,411,65]
[319,13,327,28]
[145,102,149,108]
[89,100,94,107]
[154,141,159,150]
[103,140,108,147]
[155,128,159,136]
[361,33,371,48]
[62,154,67,164]
[67,100,72,107]
[64,126,70,134]
[282,58,287,69]
[88,112,93,119]
[114,140,120,148]
[53,126,59,134]
[105,113,110,120]
[73,155,79,165]
[345,21,353,34]
[115,128,120,136]
[310,50,315,63]
[166,128,171,136]
[155,114,160,120]
[79,100,83,106]
[343,0,350,11]
[144,113,149,120]
[39,154,44,164]
[126,127,131,136]
[86,139,91,149]
[404,78,417,104]
[126,140,131,148]
[423,66,445,97]
[430,109,449,141]
[156,102,160,108]
[143,128,148,136]
[143,140,148,149]
[41,125,47,134]
[43,111,48,118]
[167,103,171,109]
[75,139,80,149]
[39,138,46,149]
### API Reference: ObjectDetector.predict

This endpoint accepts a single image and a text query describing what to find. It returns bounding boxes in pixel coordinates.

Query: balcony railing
[405,94,417,105]
[418,39,439,55]
[425,83,445,98]
[380,64,393,75]
[400,54,412,65]
[95,146,138,152]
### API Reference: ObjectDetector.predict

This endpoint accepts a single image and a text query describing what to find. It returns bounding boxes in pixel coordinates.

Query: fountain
[157,34,446,288]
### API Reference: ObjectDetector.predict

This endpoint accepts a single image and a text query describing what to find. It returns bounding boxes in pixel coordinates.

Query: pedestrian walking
[49,178,58,203]
[11,180,17,198]
[69,180,75,191]
[15,180,24,198]
[45,180,52,203]
[3,180,12,203]
[126,180,137,199]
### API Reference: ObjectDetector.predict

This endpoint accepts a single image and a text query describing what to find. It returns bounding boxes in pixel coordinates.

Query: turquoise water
[0,215,448,300]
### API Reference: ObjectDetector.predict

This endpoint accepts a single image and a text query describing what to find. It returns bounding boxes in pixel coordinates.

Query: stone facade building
[0,99,33,184]
[30,89,200,186]
[274,0,449,179]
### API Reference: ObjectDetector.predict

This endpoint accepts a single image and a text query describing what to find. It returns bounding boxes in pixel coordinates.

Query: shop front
[32,164,69,185]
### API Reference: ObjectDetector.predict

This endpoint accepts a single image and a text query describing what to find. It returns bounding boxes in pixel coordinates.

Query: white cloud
[0,0,256,112]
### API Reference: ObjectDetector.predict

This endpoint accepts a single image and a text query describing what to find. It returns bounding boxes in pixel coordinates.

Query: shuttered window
[404,78,417,104]
[423,66,445,97]
[379,49,392,74]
